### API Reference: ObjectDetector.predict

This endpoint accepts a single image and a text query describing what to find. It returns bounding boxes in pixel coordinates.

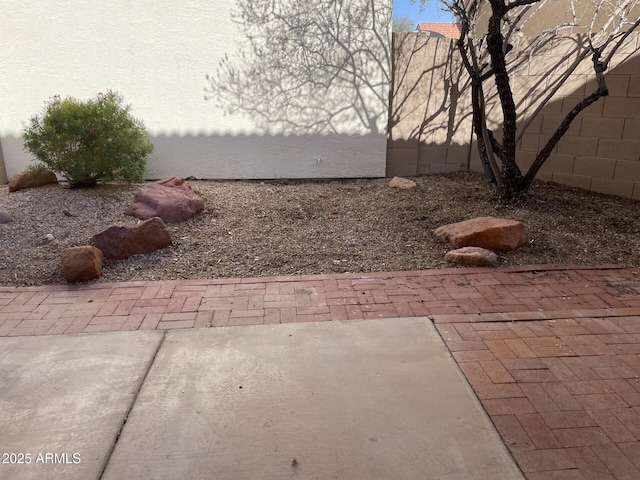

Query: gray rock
[0,211,12,224]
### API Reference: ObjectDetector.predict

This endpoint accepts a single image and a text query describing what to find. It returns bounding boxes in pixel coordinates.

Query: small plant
[26,162,47,179]
[23,91,153,188]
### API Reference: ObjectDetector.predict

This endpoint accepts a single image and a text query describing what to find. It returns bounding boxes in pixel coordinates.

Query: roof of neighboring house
[416,22,461,39]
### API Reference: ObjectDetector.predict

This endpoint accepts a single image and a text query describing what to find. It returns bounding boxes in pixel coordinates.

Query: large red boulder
[434,216,525,251]
[92,217,172,260]
[125,177,204,223]
[61,246,104,282]
[9,170,58,192]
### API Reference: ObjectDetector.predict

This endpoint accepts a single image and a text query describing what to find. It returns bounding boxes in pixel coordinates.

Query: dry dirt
[0,171,638,287]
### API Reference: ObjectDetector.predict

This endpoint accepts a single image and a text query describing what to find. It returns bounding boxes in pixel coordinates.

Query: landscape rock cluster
[435,216,526,267]
[6,170,526,278]
[6,171,203,282]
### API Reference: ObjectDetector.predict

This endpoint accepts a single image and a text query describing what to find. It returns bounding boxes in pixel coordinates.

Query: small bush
[23,91,153,188]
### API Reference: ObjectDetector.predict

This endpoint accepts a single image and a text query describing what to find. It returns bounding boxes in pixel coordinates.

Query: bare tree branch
[442,0,639,198]
[506,0,542,11]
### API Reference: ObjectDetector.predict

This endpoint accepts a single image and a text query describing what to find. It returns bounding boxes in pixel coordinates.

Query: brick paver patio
[2,264,640,479]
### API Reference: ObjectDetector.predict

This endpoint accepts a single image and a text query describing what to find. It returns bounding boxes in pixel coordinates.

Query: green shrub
[26,162,47,179]
[23,91,153,188]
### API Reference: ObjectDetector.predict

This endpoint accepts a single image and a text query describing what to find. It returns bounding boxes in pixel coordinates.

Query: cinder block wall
[388,32,640,200]
[387,33,472,177]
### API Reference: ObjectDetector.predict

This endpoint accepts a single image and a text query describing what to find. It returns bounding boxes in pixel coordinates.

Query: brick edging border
[0,264,635,293]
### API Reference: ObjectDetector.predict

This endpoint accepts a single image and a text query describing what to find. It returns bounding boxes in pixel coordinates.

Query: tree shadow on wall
[389,32,472,149]
[388,31,610,159]
[205,0,392,136]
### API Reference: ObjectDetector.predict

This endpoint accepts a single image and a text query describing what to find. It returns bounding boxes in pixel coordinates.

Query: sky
[393,0,455,24]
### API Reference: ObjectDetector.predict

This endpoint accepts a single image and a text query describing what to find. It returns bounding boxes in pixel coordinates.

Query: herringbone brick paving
[2,264,640,479]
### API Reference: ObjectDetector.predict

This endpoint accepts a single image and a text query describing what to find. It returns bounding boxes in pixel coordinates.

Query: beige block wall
[387,31,640,200]
[473,1,640,38]
[387,33,474,176]
[518,36,640,200]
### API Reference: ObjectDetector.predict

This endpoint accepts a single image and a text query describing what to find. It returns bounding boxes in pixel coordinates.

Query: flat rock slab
[0,331,164,480]
[446,246,499,266]
[103,319,522,480]
[434,216,525,251]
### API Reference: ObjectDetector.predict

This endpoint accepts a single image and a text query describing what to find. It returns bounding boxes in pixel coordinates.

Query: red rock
[125,177,204,223]
[8,170,58,192]
[434,216,525,251]
[389,176,417,190]
[61,246,103,282]
[445,247,499,267]
[92,217,172,260]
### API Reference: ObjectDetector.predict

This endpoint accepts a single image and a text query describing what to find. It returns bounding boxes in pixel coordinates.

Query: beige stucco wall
[388,31,640,199]
[0,0,391,182]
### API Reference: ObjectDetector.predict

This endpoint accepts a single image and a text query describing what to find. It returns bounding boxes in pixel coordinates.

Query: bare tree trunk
[446,0,639,201]
[456,19,499,188]
[471,81,498,187]
[487,0,522,199]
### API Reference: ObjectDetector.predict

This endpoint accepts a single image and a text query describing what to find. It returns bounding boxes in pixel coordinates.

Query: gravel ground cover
[0,171,638,287]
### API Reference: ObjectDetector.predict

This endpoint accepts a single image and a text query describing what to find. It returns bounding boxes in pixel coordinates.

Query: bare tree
[205,0,391,135]
[439,0,640,199]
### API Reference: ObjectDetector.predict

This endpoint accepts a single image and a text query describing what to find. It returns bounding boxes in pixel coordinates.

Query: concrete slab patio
[0,331,164,480]
[0,319,523,480]
[105,318,522,480]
